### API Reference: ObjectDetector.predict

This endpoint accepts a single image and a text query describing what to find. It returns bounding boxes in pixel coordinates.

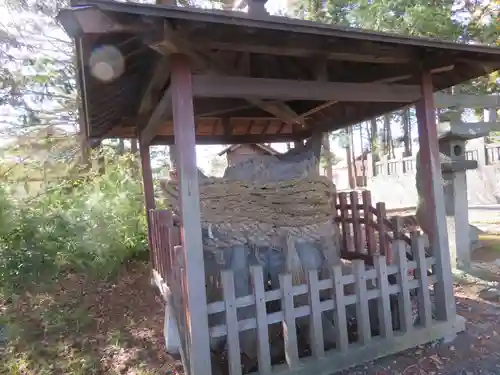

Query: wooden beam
[297,64,455,121]
[192,75,421,103]
[249,99,306,127]
[152,131,311,145]
[170,54,212,375]
[140,87,173,147]
[415,71,455,322]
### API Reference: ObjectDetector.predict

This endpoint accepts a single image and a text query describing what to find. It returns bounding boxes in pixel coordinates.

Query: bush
[0,152,148,294]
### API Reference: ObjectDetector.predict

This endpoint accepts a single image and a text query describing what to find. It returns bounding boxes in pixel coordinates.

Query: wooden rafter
[137,54,170,117]
[140,87,173,146]
[149,22,308,129]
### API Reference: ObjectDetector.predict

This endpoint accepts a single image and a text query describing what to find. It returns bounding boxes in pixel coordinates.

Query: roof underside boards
[57,0,500,145]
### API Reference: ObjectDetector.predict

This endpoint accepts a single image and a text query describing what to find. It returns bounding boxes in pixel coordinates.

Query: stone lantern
[416,109,489,269]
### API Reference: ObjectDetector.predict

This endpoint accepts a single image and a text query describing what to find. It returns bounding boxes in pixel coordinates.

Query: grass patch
[478,234,500,252]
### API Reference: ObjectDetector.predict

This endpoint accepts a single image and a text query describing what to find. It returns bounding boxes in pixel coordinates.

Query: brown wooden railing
[334,190,412,265]
[148,210,181,286]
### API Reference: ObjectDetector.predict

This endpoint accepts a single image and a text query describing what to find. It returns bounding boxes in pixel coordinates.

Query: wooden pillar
[139,142,156,265]
[171,54,212,375]
[139,143,155,211]
[415,71,456,322]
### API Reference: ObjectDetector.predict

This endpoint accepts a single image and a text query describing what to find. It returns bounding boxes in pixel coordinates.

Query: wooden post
[139,143,155,212]
[414,71,455,322]
[139,142,156,267]
[170,54,212,375]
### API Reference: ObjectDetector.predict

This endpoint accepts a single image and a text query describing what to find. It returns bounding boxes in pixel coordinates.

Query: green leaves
[291,0,498,95]
[0,150,148,295]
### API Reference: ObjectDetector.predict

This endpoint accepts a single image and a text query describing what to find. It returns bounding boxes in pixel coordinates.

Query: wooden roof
[57,0,500,145]
[217,143,281,156]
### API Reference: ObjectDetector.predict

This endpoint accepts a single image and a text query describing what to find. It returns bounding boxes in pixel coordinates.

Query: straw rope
[163,176,335,228]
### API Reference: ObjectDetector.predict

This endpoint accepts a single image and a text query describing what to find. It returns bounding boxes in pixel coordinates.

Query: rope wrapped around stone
[161,176,338,248]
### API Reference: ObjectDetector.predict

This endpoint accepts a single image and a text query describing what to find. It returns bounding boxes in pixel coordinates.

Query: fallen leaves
[1,262,181,375]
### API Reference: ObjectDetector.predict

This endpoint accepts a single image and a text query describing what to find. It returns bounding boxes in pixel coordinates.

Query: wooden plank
[362,191,376,256]
[391,217,403,241]
[338,193,351,253]
[159,210,172,278]
[331,265,349,353]
[374,255,394,339]
[376,202,389,260]
[170,54,212,375]
[353,260,371,345]
[221,270,243,375]
[141,86,173,147]
[350,191,363,254]
[250,265,272,375]
[191,75,421,103]
[307,269,325,358]
[411,232,433,327]
[415,71,455,322]
[394,240,413,333]
[280,273,300,369]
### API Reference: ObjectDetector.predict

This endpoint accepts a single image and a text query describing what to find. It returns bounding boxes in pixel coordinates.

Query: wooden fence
[205,236,437,374]
[335,190,412,265]
[147,188,437,374]
[149,210,194,371]
[374,142,500,177]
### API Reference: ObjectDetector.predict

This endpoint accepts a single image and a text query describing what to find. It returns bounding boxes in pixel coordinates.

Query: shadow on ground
[0,262,182,375]
[335,294,500,375]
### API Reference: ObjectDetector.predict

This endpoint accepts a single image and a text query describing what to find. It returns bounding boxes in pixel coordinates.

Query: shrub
[0,152,148,294]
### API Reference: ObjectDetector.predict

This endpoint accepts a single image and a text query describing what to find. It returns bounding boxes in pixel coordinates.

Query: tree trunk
[369,118,378,175]
[169,145,177,170]
[359,124,366,186]
[130,139,138,154]
[117,139,125,155]
[383,114,393,158]
[402,109,412,156]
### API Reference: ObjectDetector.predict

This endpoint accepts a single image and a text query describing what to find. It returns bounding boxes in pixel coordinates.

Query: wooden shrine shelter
[58,1,500,374]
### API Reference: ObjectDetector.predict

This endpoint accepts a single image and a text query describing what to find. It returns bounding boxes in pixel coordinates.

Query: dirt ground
[3,235,500,375]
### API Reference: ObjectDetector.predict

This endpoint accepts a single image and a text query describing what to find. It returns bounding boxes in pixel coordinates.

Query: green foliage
[0,151,148,295]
